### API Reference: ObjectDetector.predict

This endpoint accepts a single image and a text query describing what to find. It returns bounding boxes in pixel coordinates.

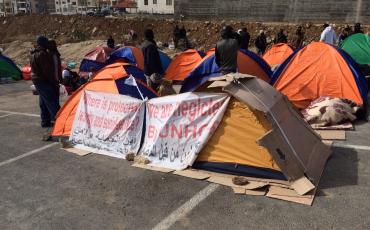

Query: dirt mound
[0,14,352,51]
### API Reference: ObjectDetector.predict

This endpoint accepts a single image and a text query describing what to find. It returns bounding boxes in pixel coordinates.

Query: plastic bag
[59,84,68,102]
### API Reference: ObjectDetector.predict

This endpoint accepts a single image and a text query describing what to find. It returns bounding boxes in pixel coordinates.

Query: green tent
[0,55,22,82]
[341,33,370,65]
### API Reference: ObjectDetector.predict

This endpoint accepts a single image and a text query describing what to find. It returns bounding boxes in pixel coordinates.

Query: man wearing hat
[30,36,60,130]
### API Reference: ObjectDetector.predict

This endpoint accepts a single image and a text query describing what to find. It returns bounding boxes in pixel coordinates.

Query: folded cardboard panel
[223,77,332,194]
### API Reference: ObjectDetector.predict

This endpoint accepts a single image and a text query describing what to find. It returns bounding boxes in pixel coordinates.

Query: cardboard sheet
[132,163,175,173]
[266,186,315,206]
[173,169,211,180]
[62,147,91,156]
[315,130,346,140]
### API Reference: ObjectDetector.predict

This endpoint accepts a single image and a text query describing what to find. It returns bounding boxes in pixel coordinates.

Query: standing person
[141,29,163,91]
[238,27,250,50]
[320,23,337,45]
[291,26,305,50]
[275,29,288,44]
[179,25,187,40]
[30,36,60,129]
[47,40,62,83]
[107,35,115,49]
[255,30,267,55]
[351,23,364,35]
[173,25,181,48]
[338,25,351,46]
[215,26,239,75]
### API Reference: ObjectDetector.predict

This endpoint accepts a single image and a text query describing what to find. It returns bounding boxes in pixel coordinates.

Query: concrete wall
[137,0,174,14]
[175,0,370,23]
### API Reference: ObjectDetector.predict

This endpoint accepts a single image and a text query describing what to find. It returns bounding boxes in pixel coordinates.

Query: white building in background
[54,0,97,14]
[137,0,173,14]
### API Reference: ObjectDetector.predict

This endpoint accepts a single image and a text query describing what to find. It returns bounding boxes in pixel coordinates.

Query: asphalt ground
[0,81,369,230]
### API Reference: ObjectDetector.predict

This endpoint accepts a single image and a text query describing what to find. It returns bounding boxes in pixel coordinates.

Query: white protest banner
[140,93,230,170]
[70,90,145,158]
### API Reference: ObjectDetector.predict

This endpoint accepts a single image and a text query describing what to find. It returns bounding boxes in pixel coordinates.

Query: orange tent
[271,42,368,109]
[165,49,204,81]
[52,63,157,137]
[263,43,294,67]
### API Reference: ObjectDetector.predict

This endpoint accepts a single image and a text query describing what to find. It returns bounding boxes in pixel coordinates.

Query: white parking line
[0,114,13,119]
[152,183,219,230]
[0,110,40,117]
[333,143,370,151]
[0,142,58,167]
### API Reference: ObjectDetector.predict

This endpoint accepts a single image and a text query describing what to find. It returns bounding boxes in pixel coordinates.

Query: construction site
[1,2,370,229]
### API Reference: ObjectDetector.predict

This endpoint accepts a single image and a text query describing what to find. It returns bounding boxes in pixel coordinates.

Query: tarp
[341,33,370,65]
[263,43,294,67]
[271,42,367,109]
[0,55,22,80]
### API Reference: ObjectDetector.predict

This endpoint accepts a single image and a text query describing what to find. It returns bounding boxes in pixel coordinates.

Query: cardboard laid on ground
[139,93,230,170]
[312,122,354,130]
[62,147,91,156]
[69,90,145,159]
[315,130,346,140]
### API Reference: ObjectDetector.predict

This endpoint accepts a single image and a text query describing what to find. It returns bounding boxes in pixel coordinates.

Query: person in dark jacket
[107,35,115,49]
[30,36,60,129]
[338,25,351,46]
[48,40,62,83]
[351,23,364,35]
[255,30,267,55]
[238,27,250,50]
[275,29,288,44]
[215,25,239,75]
[291,26,305,50]
[173,25,181,49]
[179,26,187,39]
[141,29,163,91]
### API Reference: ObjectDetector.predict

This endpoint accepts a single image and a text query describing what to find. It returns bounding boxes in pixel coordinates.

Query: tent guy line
[0,110,40,117]
[151,183,219,230]
[0,142,58,167]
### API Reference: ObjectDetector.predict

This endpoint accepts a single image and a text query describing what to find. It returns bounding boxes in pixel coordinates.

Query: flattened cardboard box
[223,76,332,195]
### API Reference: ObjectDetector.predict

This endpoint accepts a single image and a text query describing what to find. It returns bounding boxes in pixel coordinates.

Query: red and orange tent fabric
[180,48,272,92]
[165,49,205,81]
[271,42,368,109]
[263,43,294,67]
[52,63,157,137]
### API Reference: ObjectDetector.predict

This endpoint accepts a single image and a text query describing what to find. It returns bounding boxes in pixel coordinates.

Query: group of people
[320,22,365,45]
[30,22,366,139]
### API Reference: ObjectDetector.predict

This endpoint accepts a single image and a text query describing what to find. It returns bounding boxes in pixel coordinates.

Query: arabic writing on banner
[140,93,230,170]
[70,90,145,158]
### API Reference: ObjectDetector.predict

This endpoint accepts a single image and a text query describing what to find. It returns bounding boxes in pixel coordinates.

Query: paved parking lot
[0,81,369,230]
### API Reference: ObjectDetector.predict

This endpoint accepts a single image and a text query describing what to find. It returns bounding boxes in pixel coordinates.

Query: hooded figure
[48,39,62,83]
[215,25,239,75]
[30,36,60,130]
[141,29,163,91]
